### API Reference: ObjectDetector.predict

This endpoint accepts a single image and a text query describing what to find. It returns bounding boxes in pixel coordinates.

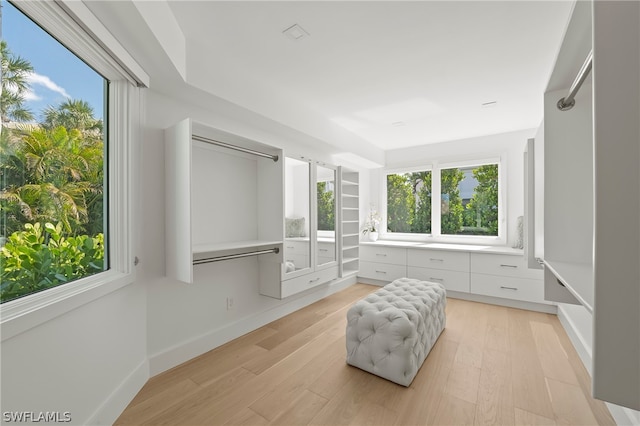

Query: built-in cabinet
[165,121,360,300]
[359,243,548,308]
[260,156,347,299]
[542,1,639,410]
[164,118,283,285]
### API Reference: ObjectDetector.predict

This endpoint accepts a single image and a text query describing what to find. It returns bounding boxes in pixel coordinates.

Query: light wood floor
[116,284,616,425]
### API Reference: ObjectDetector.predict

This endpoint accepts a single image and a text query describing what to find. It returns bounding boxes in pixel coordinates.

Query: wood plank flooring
[115,284,616,425]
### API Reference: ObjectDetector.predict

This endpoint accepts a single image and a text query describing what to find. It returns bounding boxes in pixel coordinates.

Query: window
[384,161,501,240]
[441,164,499,236]
[0,0,146,339]
[1,1,107,303]
[386,170,431,234]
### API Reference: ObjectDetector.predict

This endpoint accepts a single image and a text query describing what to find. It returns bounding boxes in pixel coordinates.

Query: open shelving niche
[338,167,360,278]
[165,118,283,284]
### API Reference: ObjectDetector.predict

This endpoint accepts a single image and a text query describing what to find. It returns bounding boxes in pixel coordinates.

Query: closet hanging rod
[557,50,593,111]
[192,134,279,162]
[193,247,280,265]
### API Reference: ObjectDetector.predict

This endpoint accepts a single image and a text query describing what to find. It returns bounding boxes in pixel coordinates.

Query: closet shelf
[543,259,593,313]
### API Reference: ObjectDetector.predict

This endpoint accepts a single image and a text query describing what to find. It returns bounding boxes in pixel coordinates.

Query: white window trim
[381,165,433,242]
[0,1,145,341]
[380,156,507,245]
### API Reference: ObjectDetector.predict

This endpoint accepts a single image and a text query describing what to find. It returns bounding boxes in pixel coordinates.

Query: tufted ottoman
[345,278,446,386]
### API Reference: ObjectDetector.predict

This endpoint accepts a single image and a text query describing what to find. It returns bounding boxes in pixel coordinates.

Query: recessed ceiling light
[481,101,498,108]
[283,24,309,41]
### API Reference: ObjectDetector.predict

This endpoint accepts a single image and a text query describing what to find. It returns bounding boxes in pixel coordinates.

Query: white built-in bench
[345,278,446,386]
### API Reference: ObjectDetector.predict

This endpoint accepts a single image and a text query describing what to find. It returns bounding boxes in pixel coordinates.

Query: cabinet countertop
[360,240,524,256]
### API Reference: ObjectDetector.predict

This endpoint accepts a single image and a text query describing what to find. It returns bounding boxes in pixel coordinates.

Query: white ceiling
[164,1,573,151]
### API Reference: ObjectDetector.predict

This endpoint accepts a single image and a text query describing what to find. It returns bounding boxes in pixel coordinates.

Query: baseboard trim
[606,402,640,426]
[557,305,640,425]
[446,290,557,314]
[556,304,593,375]
[148,276,357,376]
[86,359,149,425]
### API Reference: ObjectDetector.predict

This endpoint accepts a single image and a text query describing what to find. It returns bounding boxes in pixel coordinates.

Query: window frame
[382,164,434,240]
[0,0,147,341]
[381,156,506,245]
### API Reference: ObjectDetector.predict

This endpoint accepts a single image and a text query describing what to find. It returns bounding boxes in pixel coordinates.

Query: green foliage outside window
[317,181,335,231]
[0,223,104,303]
[465,164,499,235]
[440,168,465,234]
[386,164,498,236]
[0,41,106,303]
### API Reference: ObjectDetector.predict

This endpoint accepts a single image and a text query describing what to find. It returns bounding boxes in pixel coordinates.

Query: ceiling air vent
[283,24,310,41]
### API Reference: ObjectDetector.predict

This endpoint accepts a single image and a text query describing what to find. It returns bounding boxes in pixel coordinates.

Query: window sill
[360,240,522,255]
[0,269,135,341]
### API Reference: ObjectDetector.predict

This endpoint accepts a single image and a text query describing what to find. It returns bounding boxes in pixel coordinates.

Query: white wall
[1,284,148,425]
[141,89,362,375]
[370,129,535,247]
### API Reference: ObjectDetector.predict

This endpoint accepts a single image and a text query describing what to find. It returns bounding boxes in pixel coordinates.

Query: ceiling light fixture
[283,24,310,41]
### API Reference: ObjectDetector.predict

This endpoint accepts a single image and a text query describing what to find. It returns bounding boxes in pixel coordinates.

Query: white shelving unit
[542,1,640,410]
[165,118,283,284]
[338,167,360,277]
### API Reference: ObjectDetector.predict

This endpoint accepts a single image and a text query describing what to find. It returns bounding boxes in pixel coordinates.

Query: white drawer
[360,246,407,265]
[470,253,543,279]
[317,242,336,262]
[282,267,338,298]
[407,266,470,293]
[284,240,311,256]
[407,249,470,272]
[359,261,407,282]
[471,273,547,303]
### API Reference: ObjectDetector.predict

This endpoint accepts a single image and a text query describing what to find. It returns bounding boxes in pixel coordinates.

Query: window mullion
[432,165,442,237]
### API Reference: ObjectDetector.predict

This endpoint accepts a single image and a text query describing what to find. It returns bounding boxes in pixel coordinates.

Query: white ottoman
[346,278,446,386]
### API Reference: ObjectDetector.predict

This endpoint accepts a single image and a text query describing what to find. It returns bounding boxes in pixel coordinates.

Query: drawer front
[470,253,543,279]
[359,261,407,282]
[282,267,338,298]
[471,273,547,303]
[407,249,470,272]
[284,240,310,256]
[317,242,337,264]
[360,246,407,265]
[407,266,470,293]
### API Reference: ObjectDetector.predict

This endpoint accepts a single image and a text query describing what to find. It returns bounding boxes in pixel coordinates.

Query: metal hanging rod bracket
[557,50,593,111]
[193,247,280,265]
[192,134,279,162]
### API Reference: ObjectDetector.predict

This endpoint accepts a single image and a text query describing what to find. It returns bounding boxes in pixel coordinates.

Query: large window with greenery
[384,162,500,239]
[441,164,499,236]
[386,170,432,234]
[1,2,107,303]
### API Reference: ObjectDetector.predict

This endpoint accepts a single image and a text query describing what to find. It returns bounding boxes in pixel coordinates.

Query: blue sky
[3,1,104,122]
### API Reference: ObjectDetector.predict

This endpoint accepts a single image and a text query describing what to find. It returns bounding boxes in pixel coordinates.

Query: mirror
[316,165,336,266]
[284,157,311,275]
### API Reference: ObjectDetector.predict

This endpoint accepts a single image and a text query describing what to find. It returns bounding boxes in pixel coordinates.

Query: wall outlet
[226,297,234,311]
